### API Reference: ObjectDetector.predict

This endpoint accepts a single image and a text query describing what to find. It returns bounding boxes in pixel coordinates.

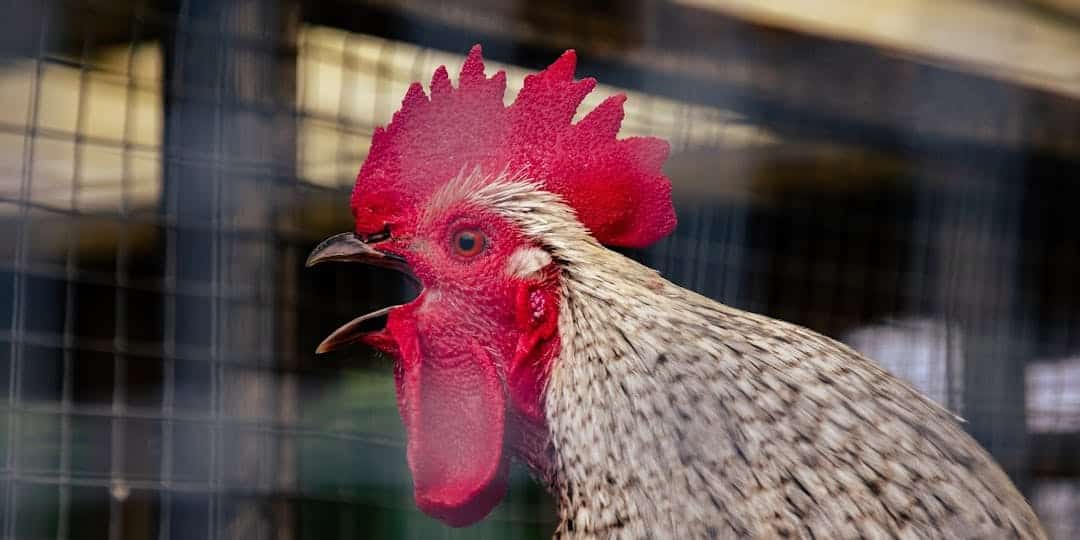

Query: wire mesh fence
[0,0,1078,538]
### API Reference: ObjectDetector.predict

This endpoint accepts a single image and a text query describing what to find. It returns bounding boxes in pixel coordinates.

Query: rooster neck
[541,243,1045,539]
[468,180,1041,537]
[544,244,749,534]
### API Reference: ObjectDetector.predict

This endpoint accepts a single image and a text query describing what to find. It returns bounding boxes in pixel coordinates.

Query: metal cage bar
[0,0,1077,539]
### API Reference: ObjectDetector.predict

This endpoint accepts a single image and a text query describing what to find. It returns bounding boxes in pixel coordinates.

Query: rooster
[306,46,1046,539]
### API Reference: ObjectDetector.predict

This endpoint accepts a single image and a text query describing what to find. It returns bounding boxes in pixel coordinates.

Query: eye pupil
[453,229,484,257]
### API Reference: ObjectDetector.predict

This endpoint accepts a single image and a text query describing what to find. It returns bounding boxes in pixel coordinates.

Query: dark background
[0,0,1078,538]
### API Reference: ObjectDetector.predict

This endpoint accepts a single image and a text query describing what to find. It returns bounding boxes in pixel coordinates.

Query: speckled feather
[464,177,1047,540]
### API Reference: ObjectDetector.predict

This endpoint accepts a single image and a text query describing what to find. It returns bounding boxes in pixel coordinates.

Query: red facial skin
[355,202,560,527]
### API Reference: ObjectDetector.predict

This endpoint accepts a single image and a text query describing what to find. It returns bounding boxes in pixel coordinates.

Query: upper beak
[306,231,412,275]
[306,232,386,267]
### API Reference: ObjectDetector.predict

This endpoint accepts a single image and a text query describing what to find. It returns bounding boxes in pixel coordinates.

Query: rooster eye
[452,229,485,257]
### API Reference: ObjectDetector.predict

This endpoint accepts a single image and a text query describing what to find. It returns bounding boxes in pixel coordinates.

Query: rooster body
[539,189,1042,538]
[457,177,1045,539]
[308,47,1046,539]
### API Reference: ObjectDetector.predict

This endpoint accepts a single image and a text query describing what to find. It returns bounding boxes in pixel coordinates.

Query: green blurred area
[5,368,556,539]
[299,368,556,539]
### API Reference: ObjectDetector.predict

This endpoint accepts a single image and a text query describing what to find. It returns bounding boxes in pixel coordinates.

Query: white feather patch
[506,247,552,279]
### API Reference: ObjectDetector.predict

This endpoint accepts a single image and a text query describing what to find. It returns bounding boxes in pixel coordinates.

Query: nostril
[364,225,392,244]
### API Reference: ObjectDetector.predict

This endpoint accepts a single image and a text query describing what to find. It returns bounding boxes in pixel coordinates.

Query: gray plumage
[468,175,1047,539]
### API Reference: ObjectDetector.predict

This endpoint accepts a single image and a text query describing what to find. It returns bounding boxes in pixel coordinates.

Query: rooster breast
[543,246,1045,540]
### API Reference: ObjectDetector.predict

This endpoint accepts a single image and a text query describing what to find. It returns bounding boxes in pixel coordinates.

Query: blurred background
[0,0,1078,538]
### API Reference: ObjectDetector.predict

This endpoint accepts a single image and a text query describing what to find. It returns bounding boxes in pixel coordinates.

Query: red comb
[351,45,677,248]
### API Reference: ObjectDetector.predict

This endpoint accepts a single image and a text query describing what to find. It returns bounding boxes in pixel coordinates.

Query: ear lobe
[513,273,559,336]
[509,281,560,423]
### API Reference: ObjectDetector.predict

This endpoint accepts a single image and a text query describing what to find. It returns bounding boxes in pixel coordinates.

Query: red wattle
[391,314,509,527]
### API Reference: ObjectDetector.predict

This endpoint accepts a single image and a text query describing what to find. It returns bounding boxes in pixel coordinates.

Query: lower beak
[314,306,396,354]
[306,232,409,354]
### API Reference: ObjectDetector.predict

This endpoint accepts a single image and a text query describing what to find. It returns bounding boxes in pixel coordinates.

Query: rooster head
[307,45,675,527]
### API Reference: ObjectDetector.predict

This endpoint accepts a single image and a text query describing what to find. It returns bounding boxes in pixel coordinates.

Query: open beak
[307,232,409,354]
